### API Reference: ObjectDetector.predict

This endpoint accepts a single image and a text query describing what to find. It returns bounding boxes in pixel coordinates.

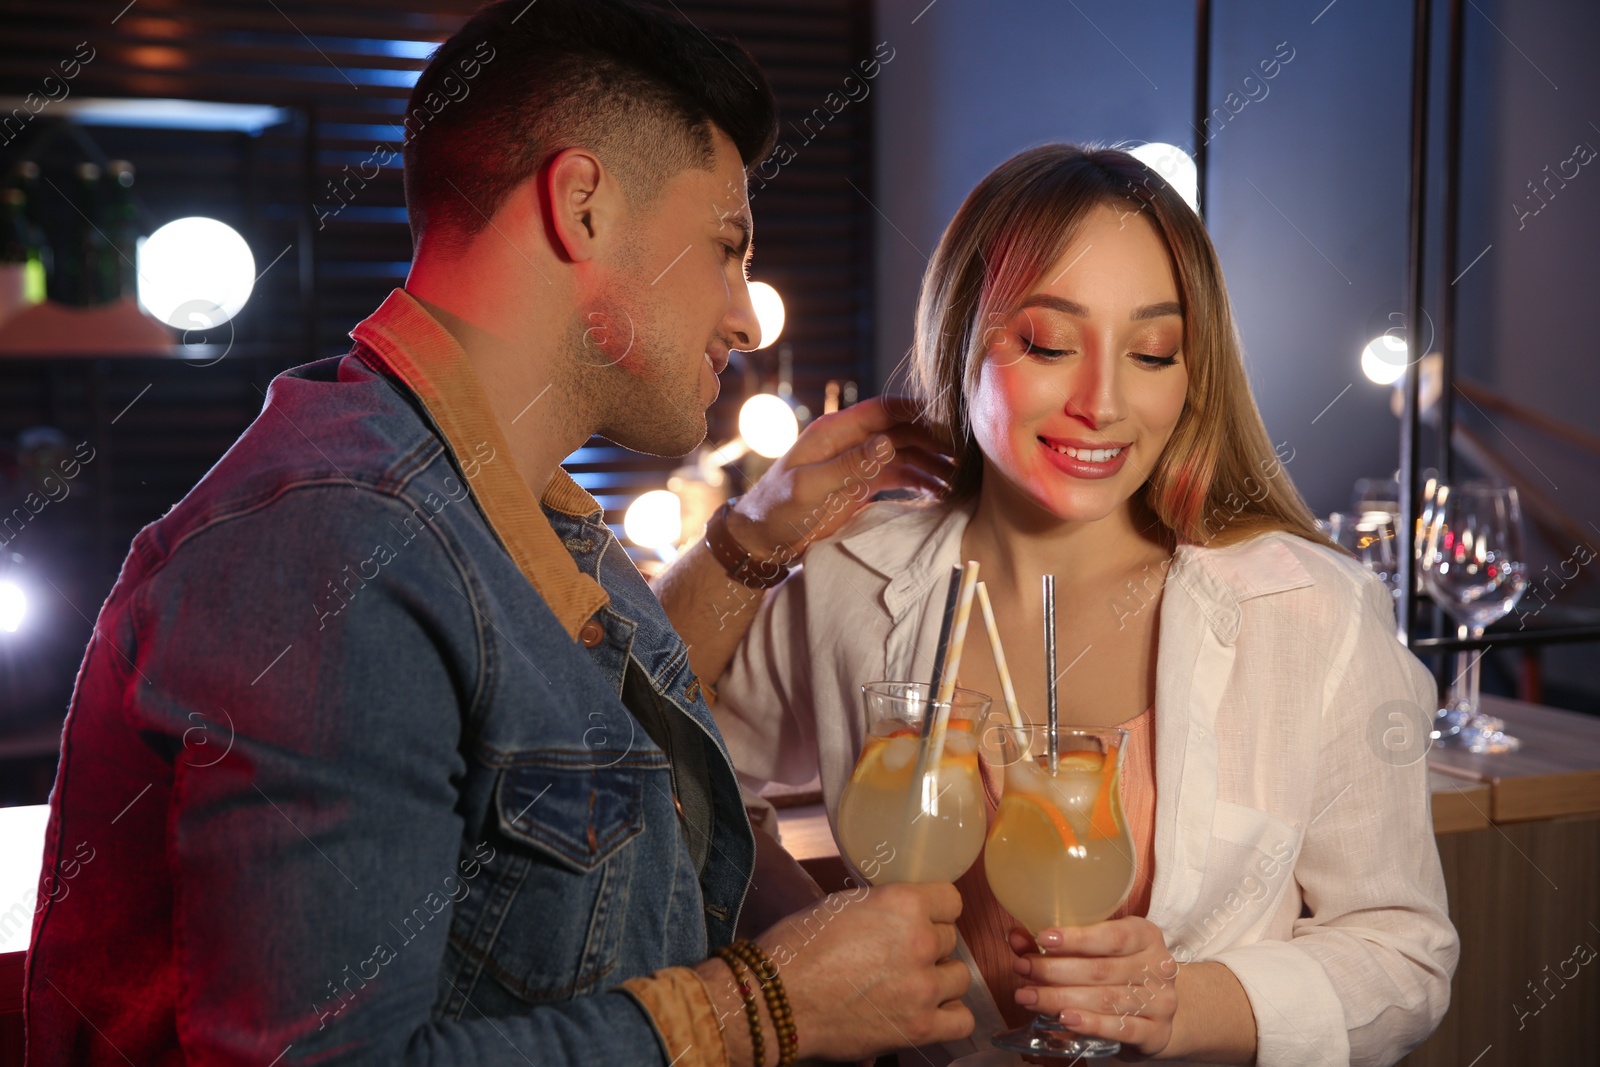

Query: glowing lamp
[137,216,256,329]
[0,580,24,633]
[1361,335,1408,385]
[623,489,683,550]
[739,393,799,459]
[747,281,785,350]
[1128,143,1200,214]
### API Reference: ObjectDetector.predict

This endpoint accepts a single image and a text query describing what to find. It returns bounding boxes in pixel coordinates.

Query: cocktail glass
[836,681,994,885]
[984,725,1134,1059]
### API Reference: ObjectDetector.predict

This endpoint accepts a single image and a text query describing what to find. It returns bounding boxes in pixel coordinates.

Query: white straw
[975,582,1030,757]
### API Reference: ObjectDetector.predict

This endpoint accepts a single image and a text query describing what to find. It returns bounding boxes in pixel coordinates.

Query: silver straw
[1043,574,1058,774]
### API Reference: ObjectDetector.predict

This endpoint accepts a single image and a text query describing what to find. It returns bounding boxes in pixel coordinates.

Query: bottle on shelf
[13,161,46,236]
[48,165,83,306]
[105,160,140,302]
[57,162,116,307]
[0,186,48,325]
[9,162,53,304]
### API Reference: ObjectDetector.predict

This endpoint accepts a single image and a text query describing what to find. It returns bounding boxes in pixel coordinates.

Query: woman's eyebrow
[1017,294,1183,320]
[1132,300,1183,320]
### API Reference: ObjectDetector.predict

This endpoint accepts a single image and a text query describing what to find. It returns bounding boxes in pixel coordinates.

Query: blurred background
[0,0,1596,811]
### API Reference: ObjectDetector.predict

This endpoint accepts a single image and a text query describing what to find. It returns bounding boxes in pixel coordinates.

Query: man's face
[583,129,759,458]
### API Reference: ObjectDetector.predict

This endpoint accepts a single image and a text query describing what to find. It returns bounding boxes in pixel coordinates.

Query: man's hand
[656,396,954,691]
[698,882,974,1064]
[724,395,955,560]
[1008,918,1178,1058]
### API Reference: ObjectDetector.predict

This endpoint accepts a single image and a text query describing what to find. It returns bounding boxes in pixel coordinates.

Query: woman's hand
[1009,917,1179,1059]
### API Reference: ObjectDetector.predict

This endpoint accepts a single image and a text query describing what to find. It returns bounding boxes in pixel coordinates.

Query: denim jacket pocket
[495,753,663,872]
[454,750,678,1009]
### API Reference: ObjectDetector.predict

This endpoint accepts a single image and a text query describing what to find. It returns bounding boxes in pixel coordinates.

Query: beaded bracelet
[727,939,797,1067]
[713,945,765,1067]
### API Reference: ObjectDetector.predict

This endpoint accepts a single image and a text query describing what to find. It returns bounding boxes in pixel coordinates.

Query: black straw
[922,564,964,738]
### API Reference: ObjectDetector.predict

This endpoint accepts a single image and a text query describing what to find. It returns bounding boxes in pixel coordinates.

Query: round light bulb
[747,280,785,350]
[0,580,25,633]
[739,393,799,459]
[1128,142,1200,214]
[623,489,683,550]
[137,216,256,329]
[1361,334,1409,385]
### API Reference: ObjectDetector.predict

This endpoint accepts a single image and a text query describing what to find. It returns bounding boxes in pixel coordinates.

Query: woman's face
[967,203,1190,525]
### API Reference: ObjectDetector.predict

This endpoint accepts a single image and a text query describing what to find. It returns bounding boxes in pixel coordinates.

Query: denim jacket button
[579,619,605,648]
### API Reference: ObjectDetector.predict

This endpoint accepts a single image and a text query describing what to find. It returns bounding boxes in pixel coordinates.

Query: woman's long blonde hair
[910,143,1328,548]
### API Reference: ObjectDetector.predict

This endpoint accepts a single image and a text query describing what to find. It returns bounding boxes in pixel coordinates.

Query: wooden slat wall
[0,0,874,722]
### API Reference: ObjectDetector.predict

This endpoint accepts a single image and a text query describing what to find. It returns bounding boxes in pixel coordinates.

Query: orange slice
[995,790,1079,851]
[1056,751,1104,773]
[1089,744,1121,839]
[848,736,893,784]
[884,716,975,739]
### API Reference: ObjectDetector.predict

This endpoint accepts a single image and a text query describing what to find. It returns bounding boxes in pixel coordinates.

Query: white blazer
[714,498,1458,1067]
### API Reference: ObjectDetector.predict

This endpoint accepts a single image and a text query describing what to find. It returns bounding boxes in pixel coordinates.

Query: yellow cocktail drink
[836,681,994,885]
[836,716,986,884]
[984,745,1134,933]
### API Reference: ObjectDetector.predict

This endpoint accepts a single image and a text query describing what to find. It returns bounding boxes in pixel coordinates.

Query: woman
[709,145,1456,1066]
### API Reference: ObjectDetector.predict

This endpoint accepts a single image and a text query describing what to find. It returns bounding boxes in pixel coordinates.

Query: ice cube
[944,731,977,755]
[882,737,917,772]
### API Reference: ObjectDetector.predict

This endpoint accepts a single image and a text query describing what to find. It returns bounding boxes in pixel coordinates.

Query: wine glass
[1420,482,1529,753]
[983,725,1134,1059]
[1348,470,1442,598]
[1350,474,1400,521]
[1329,511,1401,600]
[835,681,994,885]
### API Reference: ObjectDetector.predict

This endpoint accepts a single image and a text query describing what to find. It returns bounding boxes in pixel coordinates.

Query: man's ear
[545,146,617,264]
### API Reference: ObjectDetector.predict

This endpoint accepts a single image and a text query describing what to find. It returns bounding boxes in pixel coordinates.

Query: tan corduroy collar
[351,288,608,641]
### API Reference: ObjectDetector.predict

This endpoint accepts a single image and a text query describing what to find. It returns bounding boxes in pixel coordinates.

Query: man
[23,1,969,1063]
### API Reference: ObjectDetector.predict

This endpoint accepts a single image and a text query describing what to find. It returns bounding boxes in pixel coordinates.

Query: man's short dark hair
[402,0,779,249]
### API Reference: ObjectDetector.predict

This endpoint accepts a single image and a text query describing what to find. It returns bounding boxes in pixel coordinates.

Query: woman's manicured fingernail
[1038,930,1063,949]
[1012,956,1031,976]
[1059,1011,1082,1027]
[1015,988,1038,1007]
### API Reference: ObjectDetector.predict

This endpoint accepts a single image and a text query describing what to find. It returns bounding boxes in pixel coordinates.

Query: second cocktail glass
[985,724,1135,1059]
[836,681,994,885]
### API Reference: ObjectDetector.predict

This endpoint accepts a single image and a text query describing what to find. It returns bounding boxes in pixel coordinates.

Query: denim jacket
[25,290,754,1066]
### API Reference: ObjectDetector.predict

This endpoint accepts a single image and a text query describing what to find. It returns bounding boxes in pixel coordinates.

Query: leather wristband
[704,497,793,590]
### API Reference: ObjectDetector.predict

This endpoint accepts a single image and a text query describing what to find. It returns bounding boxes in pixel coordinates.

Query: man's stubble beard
[568,287,708,460]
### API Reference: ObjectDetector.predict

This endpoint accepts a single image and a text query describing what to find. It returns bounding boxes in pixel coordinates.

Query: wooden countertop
[1427,772,1491,834]
[1426,694,1600,822]
[773,802,835,862]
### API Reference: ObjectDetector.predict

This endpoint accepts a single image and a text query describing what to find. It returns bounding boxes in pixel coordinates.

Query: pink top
[955,705,1157,1027]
